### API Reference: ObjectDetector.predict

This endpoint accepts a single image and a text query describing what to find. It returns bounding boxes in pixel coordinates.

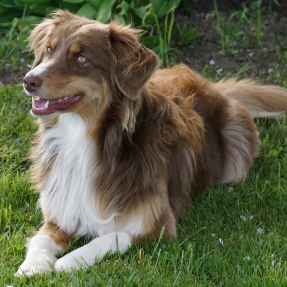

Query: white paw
[54,252,87,272]
[54,232,132,273]
[15,249,56,277]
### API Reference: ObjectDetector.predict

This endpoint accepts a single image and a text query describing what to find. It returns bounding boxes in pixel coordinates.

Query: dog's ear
[109,21,161,100]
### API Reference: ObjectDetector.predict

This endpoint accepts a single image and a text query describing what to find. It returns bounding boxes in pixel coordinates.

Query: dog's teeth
[32,97,34,104]
[58,98,62,102]
[44,101,49,109]
[63,97,69,100]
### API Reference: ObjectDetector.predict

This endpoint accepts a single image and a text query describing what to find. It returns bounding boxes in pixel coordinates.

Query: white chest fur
[38,113,115,237]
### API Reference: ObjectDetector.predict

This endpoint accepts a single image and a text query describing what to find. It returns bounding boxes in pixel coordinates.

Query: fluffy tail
[213,78,287,119]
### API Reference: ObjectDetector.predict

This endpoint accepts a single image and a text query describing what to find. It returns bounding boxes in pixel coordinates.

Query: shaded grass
[1,84,287,286]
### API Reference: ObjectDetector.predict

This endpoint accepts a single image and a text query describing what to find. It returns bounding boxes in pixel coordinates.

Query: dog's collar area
[31,94,83,116]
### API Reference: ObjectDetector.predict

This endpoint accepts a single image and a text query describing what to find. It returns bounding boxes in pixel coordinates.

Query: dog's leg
[15,235,63,276]
[15,222,69,276]
[54,232,131,272]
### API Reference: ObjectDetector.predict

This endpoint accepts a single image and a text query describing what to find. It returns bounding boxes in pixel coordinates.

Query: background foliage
[0,0,281,67]
[0,0,181,66]
[0,0,180,23]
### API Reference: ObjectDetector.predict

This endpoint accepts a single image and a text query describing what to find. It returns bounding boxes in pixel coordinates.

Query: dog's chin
[30,109,61,119]
[30,94,84,118]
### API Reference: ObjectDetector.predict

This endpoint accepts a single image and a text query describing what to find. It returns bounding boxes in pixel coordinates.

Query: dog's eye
[47,47,51,53]
[76,56,86,63]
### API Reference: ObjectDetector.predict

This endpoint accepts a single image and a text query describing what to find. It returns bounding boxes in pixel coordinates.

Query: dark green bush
[0,0,181,65]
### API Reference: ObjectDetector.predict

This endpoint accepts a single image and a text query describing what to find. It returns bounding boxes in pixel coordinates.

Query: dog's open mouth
[31,94,83,116]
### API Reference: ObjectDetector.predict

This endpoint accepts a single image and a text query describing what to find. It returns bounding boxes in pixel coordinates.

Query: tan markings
[121,97,141,135]
[116,193,163,236]
[131,206,177,245]
[70,78,113,137]
[50,38,58,50]
[31,75,110,136]
[37,221,70,250]
[69,43,81,54]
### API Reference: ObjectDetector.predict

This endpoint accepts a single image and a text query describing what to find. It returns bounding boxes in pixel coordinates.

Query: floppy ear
[109,21,161,100]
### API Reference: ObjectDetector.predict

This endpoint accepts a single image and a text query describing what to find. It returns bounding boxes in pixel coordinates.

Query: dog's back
[150,65,259,185]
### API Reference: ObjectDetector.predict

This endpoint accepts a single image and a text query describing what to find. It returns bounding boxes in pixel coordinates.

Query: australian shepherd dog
[16,10,287,276]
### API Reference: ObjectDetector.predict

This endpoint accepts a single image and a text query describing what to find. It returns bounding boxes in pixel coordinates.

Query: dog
[16,10,287,276]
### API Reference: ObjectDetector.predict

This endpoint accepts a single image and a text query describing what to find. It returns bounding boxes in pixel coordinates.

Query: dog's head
[24,10,160,124]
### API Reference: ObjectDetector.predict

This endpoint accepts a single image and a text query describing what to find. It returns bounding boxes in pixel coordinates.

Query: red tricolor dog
[16,10,287,275]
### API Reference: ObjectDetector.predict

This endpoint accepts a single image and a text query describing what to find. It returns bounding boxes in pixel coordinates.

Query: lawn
[1,2,287,287]
[1,68,287,287]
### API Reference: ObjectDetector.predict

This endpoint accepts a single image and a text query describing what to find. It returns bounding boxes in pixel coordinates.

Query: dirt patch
[0,61,31,86]
[188,0,287,15]
[173,10,287,84]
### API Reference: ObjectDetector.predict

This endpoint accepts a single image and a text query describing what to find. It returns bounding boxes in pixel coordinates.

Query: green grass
[177,23,203,47]
[1,77,287,286]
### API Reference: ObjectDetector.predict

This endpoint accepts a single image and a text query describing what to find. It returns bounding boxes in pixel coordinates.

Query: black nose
[23,75,43,93]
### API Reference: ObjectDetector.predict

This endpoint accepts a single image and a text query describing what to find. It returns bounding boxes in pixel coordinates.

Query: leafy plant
[0,0,182,25]
[0,0,120,66]
[181,0,193,15]
[177,23,203,47]
[143,5,182,67]
[201,64,218,80]
[274,31,287,61]
[0,0,182,66]
[241,1,263,50]
[212,1,247,56]
[233,63,252,77]
[267,65,287,87]
[0,0,120,24]
[0,16,41,66]
[238,0,279,50]
[212,0,280,53]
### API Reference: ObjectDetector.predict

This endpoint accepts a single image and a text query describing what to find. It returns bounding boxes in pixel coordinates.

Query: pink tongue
[32,95,83,115]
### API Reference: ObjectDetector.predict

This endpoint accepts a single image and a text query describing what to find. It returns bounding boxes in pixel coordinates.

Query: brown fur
[214,78,287,118]
[37,222,70,249]
[25,10,287,247]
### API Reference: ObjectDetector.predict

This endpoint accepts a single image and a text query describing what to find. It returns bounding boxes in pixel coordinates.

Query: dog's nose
[23,75,43,93]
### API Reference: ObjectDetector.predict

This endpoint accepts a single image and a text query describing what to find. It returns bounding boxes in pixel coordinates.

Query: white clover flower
[217,68,223,75]
[258,228,263,234]
[219,238,224,246]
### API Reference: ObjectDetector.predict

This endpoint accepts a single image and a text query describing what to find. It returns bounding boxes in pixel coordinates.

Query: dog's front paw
[15,249,56,277]
[55,232,132,273]
[54,252,87,272]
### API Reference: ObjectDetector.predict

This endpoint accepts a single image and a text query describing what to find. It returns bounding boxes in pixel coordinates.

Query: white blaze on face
[24,60,55,96]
